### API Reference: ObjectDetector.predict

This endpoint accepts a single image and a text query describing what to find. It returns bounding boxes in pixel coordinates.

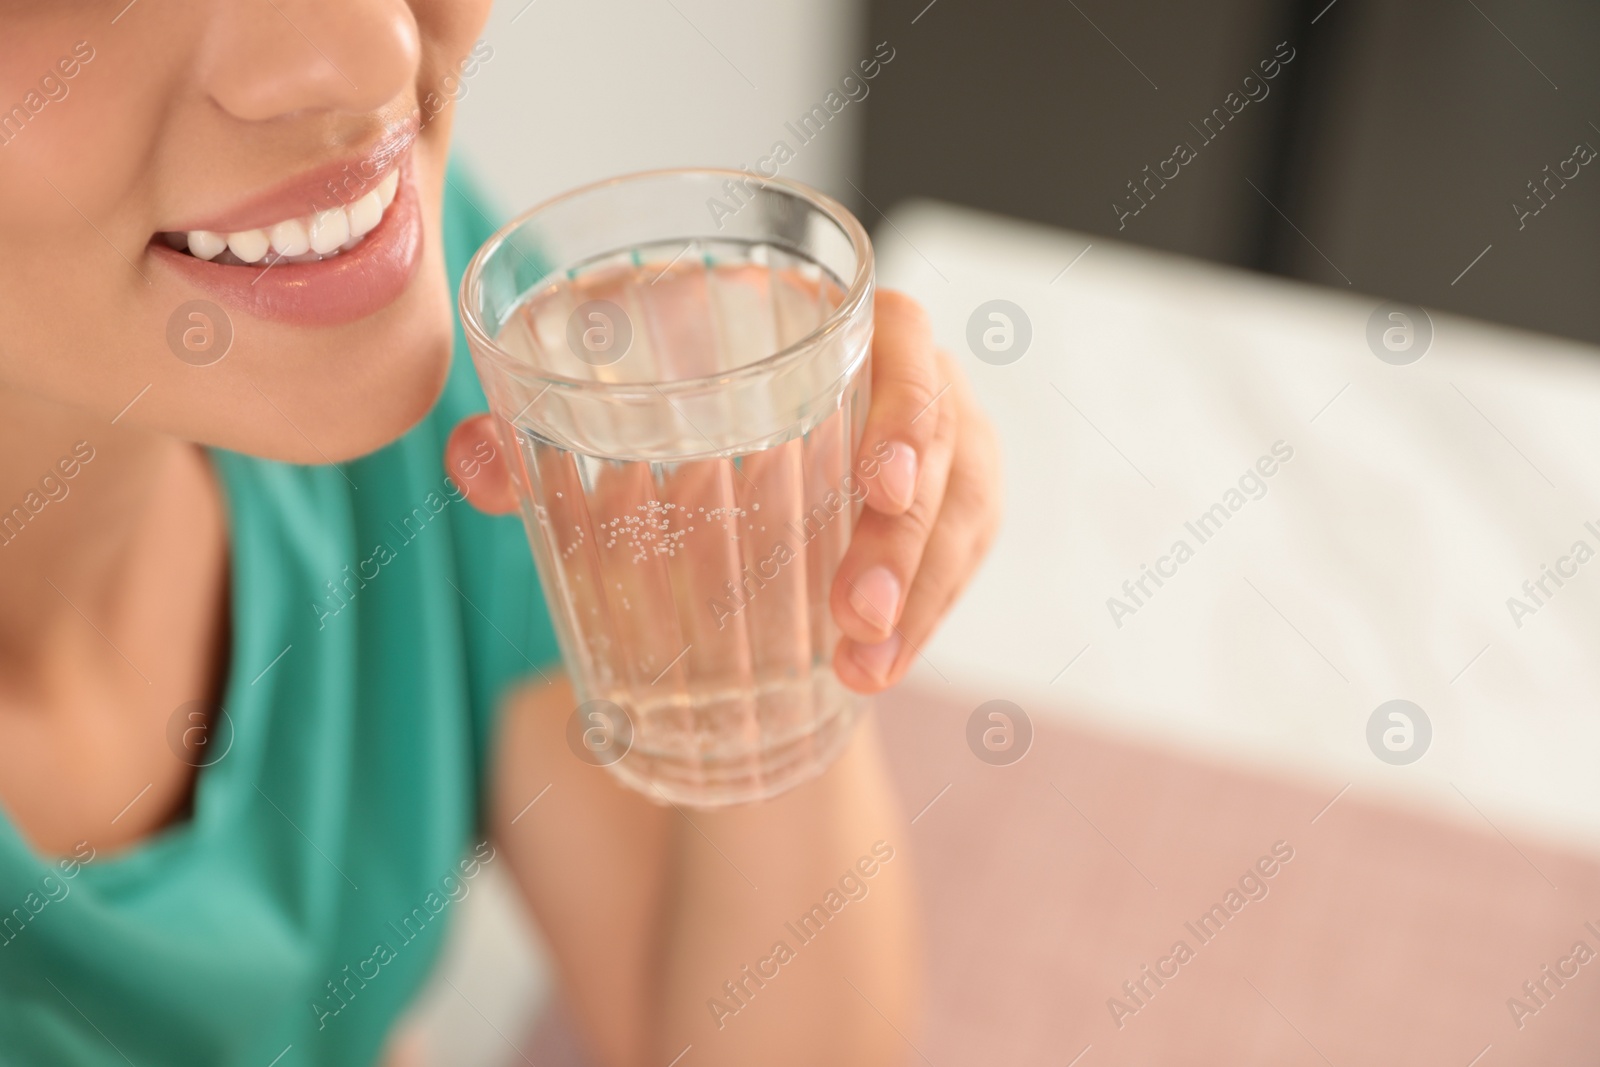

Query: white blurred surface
[876,198,1600,854]
[405,863,551,1067]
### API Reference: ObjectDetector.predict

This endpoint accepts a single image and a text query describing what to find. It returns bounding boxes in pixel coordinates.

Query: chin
[242,280,458,466]
[341,311,458,463]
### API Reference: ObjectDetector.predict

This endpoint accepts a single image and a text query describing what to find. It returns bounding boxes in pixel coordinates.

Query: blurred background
[426,1,1600,1063]
[457,0,1600,346]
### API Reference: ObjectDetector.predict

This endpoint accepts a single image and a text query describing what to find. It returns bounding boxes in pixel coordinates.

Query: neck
[0,387,231,853]
[0,385,228,693]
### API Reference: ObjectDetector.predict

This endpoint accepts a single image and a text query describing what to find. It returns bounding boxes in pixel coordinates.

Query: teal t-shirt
[0,162,559,1066]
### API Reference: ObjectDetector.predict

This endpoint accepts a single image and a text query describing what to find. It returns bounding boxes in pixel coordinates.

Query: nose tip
[202,1,421,122]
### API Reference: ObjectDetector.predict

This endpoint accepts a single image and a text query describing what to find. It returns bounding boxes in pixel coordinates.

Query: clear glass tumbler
[459,168,875,808]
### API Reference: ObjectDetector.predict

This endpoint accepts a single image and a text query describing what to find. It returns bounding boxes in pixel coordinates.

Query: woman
[0,3,1000,1065]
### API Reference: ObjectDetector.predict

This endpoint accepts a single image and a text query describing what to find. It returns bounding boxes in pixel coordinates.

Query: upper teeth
[181,170,399,265]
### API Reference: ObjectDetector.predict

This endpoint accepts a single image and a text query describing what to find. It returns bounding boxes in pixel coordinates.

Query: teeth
[173,166,402,265]
[188,230,227,261]
[227,229,270,263]
[308,208,350,255]
[269,219,310,257]
[347,190,383,238]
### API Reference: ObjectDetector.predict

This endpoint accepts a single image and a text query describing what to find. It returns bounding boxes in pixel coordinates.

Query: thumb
[445,413,520,515]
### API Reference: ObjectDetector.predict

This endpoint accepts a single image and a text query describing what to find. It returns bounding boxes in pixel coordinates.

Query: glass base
[605,692,862,809]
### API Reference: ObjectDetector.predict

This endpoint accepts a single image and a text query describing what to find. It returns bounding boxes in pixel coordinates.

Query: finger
[445,413,520,515]
[835,375,1002,693]
[833,503,973,696]
[830,386,957,644]
[859,289,945,516]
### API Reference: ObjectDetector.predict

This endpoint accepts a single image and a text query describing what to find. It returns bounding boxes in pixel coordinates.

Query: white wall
[453,0,865,215]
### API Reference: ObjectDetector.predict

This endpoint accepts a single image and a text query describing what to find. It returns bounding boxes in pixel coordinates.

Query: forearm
[491,676,921,1067]
[491,676,674,1067]
[653,714,921,1066]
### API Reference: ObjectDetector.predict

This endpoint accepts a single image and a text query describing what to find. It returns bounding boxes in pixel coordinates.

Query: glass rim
[457,166,875,399]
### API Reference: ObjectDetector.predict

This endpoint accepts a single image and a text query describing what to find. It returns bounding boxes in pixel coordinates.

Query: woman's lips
[149,158,424,328]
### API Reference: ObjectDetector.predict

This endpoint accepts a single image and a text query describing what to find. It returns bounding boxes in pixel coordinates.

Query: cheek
[0,23,186,415]
[0,23,170,237]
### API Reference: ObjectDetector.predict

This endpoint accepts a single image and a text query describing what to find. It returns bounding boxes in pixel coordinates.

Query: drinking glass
[459,168,875,808]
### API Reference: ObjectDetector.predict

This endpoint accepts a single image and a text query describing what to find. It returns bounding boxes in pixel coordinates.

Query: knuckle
[899,580,956,658]
[943,472,986,517]
[940,470,1001,564]
[897,385,943,439]
[933,384,960,439]
[899,491,941,545]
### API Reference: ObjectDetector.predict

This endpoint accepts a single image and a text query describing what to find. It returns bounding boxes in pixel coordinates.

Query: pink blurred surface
[875,685,1600,1066]
[530,684,1600,1065]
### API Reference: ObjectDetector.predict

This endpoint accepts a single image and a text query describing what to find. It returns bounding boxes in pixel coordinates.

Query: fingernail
[852,634,902,683]
[849,566,901,629]
[876,441,918,510]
